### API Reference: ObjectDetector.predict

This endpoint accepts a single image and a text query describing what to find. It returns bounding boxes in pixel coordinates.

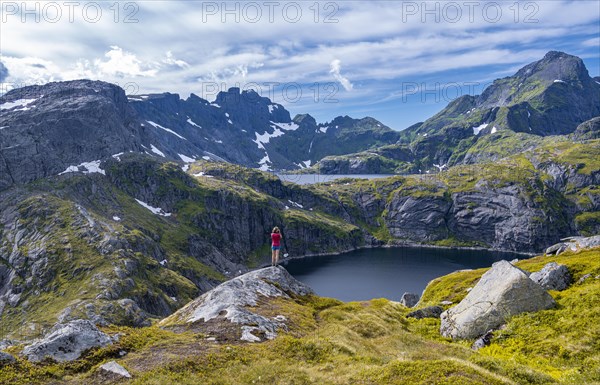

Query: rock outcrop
[530,262,572,291]
[160,266,312,342]
[399,293,420,308]
[407,306,443,319]
[545,236,600,256]
[440,261,556,339]
[22,320,113,362]
[98,361,132,379]
[0,352,16,367]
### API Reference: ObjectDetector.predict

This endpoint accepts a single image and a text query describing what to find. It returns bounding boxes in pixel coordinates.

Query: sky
[1,0,599,130]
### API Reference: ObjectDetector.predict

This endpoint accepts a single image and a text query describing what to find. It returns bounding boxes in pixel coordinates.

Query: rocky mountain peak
[293,113,317,126]
[514,51,588,83]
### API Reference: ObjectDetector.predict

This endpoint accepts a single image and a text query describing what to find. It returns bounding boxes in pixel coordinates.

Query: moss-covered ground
[2,247,598,385]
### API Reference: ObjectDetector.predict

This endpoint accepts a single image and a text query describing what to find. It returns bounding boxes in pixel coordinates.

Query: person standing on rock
[271,227,282,266]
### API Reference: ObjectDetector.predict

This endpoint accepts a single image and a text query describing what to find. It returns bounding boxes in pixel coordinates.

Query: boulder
[407,306,443,319]
[400,293,420,308]
[545,242,568,255]
[471,330,494,351]
[160,266,312,342]
[22,320,113,362]
[0,352,16,367]
[440,260,555,339]
[98,361,132,379]
[530,262,571,291]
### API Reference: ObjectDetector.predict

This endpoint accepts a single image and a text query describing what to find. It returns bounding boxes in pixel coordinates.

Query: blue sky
[1,1,599,130]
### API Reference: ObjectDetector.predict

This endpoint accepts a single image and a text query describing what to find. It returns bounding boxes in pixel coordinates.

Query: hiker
[271,226,282,266]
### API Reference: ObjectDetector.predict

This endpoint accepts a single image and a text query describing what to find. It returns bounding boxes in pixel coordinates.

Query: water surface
[282,246,524,301]
[277,174,396,185]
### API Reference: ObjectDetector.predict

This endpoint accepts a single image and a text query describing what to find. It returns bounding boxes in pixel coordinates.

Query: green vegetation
[3,247,598,384]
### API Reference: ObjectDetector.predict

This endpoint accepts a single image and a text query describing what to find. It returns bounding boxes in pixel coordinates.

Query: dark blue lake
[282,246,525,302]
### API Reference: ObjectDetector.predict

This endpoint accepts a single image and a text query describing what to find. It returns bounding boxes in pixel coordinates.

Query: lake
[277,174,396,185]
[282,246,525,302]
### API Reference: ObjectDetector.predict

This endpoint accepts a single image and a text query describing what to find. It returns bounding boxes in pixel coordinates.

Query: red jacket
[271,232,281,247]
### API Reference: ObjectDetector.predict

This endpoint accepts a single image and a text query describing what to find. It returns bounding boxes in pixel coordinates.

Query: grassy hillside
[2,247,598,384]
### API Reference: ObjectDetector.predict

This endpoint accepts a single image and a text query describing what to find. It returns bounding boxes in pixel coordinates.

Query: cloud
[329,59,353,91]
[0,0,598,126]
[582,36,600,47]
[93,46,158,78]
[163,51,190,69]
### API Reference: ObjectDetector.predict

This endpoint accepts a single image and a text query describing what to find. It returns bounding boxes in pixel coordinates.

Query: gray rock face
[440,260,555,339]
[98,361,132,379]
[0,80,145,190]
[22,320,112,362]
[530,262,571,291]
[0,351,16,366]
[385,194,450,241]
[407,306,443,319]
[160,266,312,342]
[399,293,420,308]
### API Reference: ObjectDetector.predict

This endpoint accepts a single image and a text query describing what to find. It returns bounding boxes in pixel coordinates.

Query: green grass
[3,248,598,384]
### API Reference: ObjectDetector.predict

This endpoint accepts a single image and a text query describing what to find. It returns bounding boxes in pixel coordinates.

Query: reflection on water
[282,246,524,302]
[277,174,396,185]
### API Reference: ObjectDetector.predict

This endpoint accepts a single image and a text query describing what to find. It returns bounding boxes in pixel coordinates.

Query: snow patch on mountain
[472,123,489,135]
[258,154,272,171]
[254,128,285,150]
[150,144,165,157]
[147,121,187,140]
[0,98,38,111]
[59,160,106,176]
[178,154,195,163]
[186,118,202,128]
[271,122,299,131]
[135,199,172,217]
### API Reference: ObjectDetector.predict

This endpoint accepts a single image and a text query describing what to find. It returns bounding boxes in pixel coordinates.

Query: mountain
[312,51,600,174]
[128,89,400,170]
[0,81,397,192]
[0,51,598,340]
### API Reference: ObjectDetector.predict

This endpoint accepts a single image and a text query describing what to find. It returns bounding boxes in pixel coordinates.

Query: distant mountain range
[0,80,397,190]
[314,51,600,173]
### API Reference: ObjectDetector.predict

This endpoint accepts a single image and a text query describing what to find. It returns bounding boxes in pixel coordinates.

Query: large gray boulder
[440,260,556,339]
[22,320,113,362]
[530,262,571,291]
[160,266,312,342]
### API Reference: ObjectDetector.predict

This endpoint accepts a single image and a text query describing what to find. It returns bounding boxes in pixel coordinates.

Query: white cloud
[0,0,597,125]
[582,36,600,47]
[93,46,157,78]
[163,51,189,68]
[329,59,353,91]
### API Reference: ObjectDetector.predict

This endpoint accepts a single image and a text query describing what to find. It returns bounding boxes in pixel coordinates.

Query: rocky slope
[1,139,597,337]
[311,51,600,174]
[2,244,599,384]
